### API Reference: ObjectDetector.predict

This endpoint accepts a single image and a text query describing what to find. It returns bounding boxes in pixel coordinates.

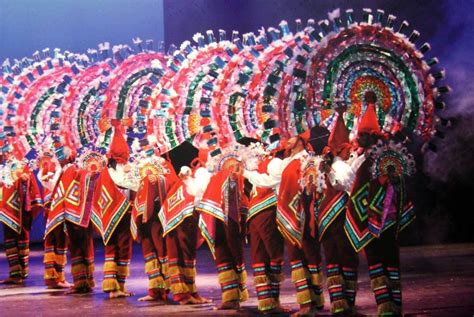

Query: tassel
[291,266,308,283]
[327,275,350,314]
[311,271,324,285]
[183,267,197,293]
[377,301,396,315]
[103,261,117,274]
[258,297,277,312]
[269,272,285,283]
[239,287,249,302]
[149,275,167,290]
[254,274,270,285]
[169,265,189,294]
[44,267,58,281]
[237,269,247,284]
[71,263,87,276]
[370,275,390,290]
[331,298,350,314]
[43,252,55,264]
[55,253,67,266]
[218,268,238,284]
[222,287,240,303]
[117,264,130,278]
[102,278,120,292]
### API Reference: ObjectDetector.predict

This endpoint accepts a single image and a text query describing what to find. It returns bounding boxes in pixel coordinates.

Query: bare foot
[49,281,72,289]
[263,305,292,314]
[138,295,167,304]
[290,305,320,317]
[192,294,212,304]
[179,296,201,305]
[66,286,92,295]
[213,301,240,310]
[0,277,24,285]
[109,290,134,298]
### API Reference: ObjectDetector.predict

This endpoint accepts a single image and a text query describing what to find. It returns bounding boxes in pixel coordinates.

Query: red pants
[365,226,401,315]
[103,213,132,293]
[3,212,32,279]
[166,212,199,301]
[140,216,168,298]
[249,208,284,311]
[285,193,324,309]
[66,222,95,290]
[322,211,359,314]
[214,218,248,303]
[44,224,68,286]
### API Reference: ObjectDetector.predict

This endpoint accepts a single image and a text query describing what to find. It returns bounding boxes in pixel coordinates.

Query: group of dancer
[0,92,416,316]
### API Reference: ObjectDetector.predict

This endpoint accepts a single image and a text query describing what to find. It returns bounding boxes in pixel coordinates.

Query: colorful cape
[275,158,305,247]
[46,165,93,236]
[367,176,415,238]
[159,180,195,237]
[317,179,349,241]
[91,168,130,245]
[0,172,43,234]
[345,159,415,252]
[131,160,178,240]
[247,158,277,222]
[344,158,374,252]
[197,170,246,258]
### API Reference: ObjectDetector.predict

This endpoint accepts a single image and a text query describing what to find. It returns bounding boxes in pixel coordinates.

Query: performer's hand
[20,173,30,181]
[123,164,131,173]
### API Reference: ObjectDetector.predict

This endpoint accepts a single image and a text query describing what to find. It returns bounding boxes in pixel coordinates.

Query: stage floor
[0,243,473,316]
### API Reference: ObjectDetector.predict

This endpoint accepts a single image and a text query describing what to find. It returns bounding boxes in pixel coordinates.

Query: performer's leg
[365,229,396,315]
[340,229,359,311]
[139,220,167,301]
[150,218,169,289]
[103,227,120,293]
[84,225,95,289]
[179,214,204,301]
[258,209,285,309]
[44,225,69,287]
[168,214,206,304]
[380,226,401,314]
[286,241,314,312]
[301,230,324,310]
[250,213,274,312]
[67,222,94,292]
[322,212,351,314]
[116,214,132,294]
[2,224,22,283]
[167,225,191,302]
[213,220,241,309]
[225,218,248,302]
[17,211,32,279]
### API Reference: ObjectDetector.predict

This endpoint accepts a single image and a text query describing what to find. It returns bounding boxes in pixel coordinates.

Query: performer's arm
[243,157,283,188]
[108,164,139,191]
[191,167,212,204]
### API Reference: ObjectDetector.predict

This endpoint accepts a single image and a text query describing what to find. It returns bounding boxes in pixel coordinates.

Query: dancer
[92,122,137,298]
[0,157,43,284]
[39,150,71,289]
[241,142,286,314]
[132,154,177,302]
[159,159,211,304]
[317,108,362,315]
[346,92,416,315]
[244,133,325,316]
[197,146,249,310]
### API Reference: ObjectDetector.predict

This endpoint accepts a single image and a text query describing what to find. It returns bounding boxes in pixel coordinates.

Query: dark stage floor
[0,242,473,316]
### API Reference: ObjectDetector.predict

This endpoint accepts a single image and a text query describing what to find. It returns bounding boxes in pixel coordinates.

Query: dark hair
[364,91,377,103]
[107,157,117,169]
